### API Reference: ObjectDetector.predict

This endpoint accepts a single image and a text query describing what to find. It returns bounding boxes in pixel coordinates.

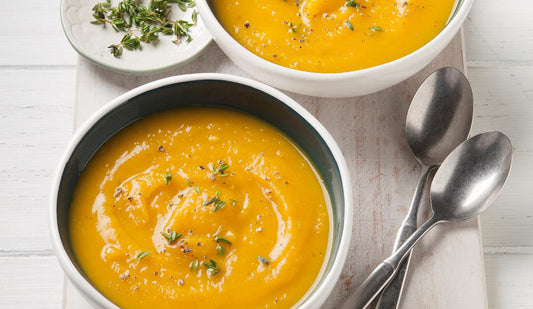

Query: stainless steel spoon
[340,131,513,309]
[376,67,474,309]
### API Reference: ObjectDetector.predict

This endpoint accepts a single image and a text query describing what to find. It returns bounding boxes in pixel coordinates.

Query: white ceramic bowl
[50,74,353,309]
[196,0,473,98]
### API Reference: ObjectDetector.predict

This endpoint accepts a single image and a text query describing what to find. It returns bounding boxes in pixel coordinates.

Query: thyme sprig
[202,259,220,276]
[215,236,232,256]
[203,191,227,212]
[346,0,360,8]
[137,251,151,260]
[91,0,198,57]
[161,230,182,244]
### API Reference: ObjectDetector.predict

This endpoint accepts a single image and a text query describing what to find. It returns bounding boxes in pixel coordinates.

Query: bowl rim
[49,73,353,309]
[196,0,473,78]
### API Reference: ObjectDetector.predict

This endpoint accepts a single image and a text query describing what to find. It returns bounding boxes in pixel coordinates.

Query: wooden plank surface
[1,0,533,308]
[65,33,486,309]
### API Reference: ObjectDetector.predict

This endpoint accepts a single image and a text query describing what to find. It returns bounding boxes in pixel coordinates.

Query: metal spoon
[376,67,474,309]
[340,131,513,309]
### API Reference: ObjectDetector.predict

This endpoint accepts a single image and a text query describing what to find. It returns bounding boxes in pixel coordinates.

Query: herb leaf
[137,251,151,260]
[215,236,232,245]
[370,26,383,31]
[161,230,182,244]
[165,172,172,185]
[213,199,226,212]
[202,259,220,276]
[346,0,360,7]
[189,258,199,271]
[203,194,227,212]
[216,244,225,256]
[344,20,354,31]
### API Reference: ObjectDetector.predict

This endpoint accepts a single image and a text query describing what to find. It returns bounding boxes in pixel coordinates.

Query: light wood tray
[65,31,487,309]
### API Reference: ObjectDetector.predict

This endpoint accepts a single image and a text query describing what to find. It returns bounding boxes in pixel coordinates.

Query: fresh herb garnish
[215,236,232,245]
[215,235,231,256]
[216,244,225,255]
[202,259,220,276]
[186,179,194,186]
[203,196,216,206]
[90,0,197,58]
[346,0,360,7]
[137,251,151,260]
[203,193,227,211]
[257,255,271,265]
[344,21,354,31]
[213,198,226,211]
[229,198,237,207]
[165,172,172,185]
[194,185,201,194]
[189,258,198,271]
[161,230,182,244]
[370,26,383,31]
[215,161,230,176]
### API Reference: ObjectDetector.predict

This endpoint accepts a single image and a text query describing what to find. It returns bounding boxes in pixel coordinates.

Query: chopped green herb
[344,20,354,31]
[346,0,360,7]
[203,196,216,206]
[215,236,232,245]
[161,230,182,244]
[194,185,201,194]
[213,199,226,212]
[90,0,197,57]
[137,251,151,260]
[206,161,230,178]
[189,258,198,271]
[186,179,194,186]
[216,244,225,256]
[191,10,198,24]
[108,44,123,57]
[216,162,230,174]
[202,259,220,276]
[370,26,383,31]
[165,172,172,185]
[203,194,227,212]
[229,198,238,207]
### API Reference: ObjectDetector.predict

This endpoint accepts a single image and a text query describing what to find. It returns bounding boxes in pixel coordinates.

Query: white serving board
[65,31,487,309]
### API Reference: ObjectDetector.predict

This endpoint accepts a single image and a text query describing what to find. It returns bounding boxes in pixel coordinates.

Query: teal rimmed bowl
[50,74,353,308]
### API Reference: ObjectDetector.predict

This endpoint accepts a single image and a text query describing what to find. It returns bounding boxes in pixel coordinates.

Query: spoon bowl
[406,67,473,166]
[431,131,513,221]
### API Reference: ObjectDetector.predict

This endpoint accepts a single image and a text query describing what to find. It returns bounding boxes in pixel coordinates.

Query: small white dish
[60,0,212,74]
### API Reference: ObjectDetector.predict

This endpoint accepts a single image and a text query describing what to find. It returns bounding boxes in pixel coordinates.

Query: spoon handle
[340,218,439,309]
[375,165,434,309]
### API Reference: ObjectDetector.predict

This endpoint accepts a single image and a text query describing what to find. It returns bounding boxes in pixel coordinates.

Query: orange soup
[69,107,330,308]
[212,0,455,72]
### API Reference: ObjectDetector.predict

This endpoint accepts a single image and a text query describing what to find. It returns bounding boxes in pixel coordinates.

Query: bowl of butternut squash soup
[50,74,352,309]
[196,0,473,97]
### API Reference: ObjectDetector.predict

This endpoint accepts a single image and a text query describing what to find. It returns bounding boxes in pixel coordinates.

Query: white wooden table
[1,1,532,308]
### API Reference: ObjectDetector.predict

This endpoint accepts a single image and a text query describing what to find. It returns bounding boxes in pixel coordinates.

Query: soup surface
[69,107,330,309]
[213,0,455,72]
